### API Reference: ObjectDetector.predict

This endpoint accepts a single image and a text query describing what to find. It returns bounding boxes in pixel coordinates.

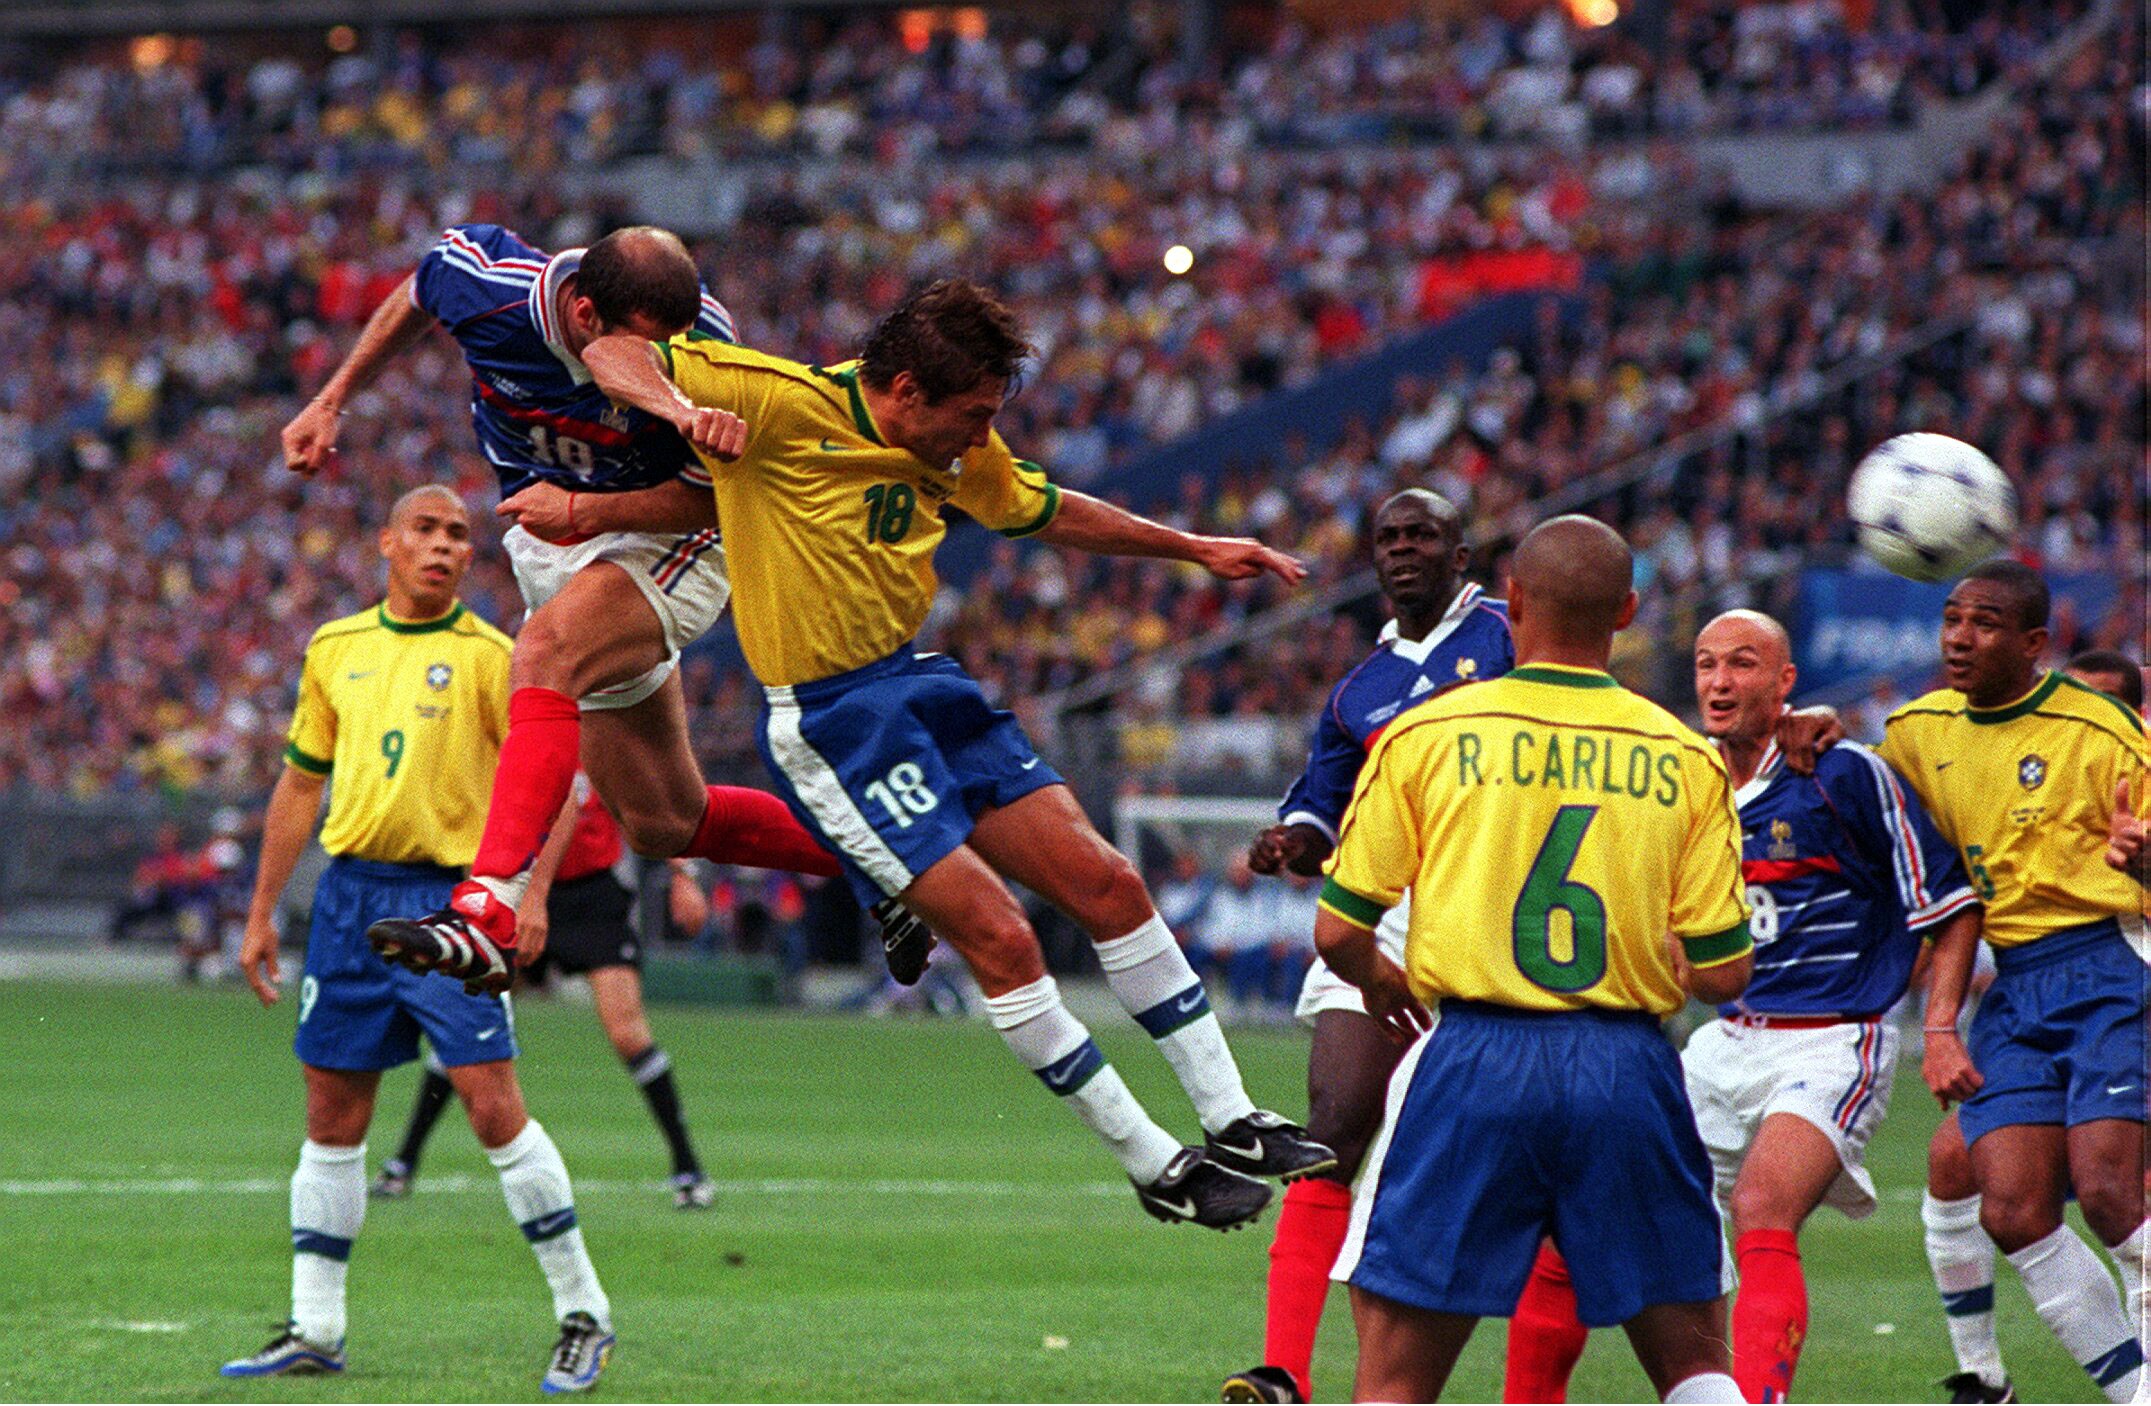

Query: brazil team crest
[2017,754,2046,790]
[426,663,453,692]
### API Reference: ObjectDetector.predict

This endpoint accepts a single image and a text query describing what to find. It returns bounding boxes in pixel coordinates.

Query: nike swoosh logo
[1043,1067,1083,1091]
[1935,762,1952,771]
[1210,1137,1263,1161]
[476,1026,500,1041]
[2109,1085,2136,1095]
[1175,991,1204,1013]
[1147,1194,1198,1219]
[819,439,850,452]
[530,1211,574,1236]
[1020,758,1040,770]
[347,671,377,681]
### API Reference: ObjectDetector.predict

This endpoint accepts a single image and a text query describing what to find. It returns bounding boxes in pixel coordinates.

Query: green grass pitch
[0,981,2101,1402]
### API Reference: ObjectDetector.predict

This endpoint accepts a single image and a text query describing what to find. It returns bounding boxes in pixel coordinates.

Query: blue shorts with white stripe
[756,646,1064,906]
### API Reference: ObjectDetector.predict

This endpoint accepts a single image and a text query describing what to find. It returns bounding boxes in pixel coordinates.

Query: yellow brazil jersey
[283,602,512,867]
[1318,663,1752,1015]
[657,339,1060,686]
[1877,671,2147,949]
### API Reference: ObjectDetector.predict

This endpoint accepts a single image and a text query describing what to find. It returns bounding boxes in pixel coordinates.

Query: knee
[615,799,699,859]
[1728,1178,1801,1238]
[603,1012,651,1061]
[509,611,573,691]
[949,909,1044,993]
[1071,849,1151,935]
[305,1105,370,1147]
[2074,1174,2145,1246]
[1978,1193,2061,1254]
[1307,1086,1383,1181]
[1928,1126,1976,1200]
[462,1086,529,1150]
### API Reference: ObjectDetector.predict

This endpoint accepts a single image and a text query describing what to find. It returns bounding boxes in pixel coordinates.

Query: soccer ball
[1846,433,2017,583]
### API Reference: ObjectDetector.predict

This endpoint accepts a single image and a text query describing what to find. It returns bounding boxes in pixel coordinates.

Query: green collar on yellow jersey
[377,602,465,635]
[1508,664,1620,689]
[808,364,886,446]
[1966,669,2060,725]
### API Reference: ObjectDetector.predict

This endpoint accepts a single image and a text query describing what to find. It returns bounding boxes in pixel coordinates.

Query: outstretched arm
[1033,489,1307,585]
[282,274,438,475]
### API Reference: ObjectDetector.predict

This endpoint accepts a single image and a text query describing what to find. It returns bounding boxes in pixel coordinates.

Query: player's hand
[673,405,747,461]
[280,397,342,476]
[497,483,580,542]
[1191,536,1307,586]
[1249,823,1331,877]
[1923,1030,1983,1108]
[1360,956,1433,1044]
[240,916,282,1007]
[515,893,550,967]
[1774,706,1845,776]
[2106,779,2148,885]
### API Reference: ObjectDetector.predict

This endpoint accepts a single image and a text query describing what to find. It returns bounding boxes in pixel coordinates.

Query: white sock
[290,1140,366,1347]
[2104,1220,2148,1352]
[1662,1371,1743,1403]
[1094,914,1257,1134]
[985,975,1181,1184]
[488,1119,611,1330]
[2007,1223,2144,1401]
[1925,1191,2008,1387]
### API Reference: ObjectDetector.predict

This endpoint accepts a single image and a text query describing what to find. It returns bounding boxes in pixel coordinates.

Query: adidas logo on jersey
[1409,675,1435,698]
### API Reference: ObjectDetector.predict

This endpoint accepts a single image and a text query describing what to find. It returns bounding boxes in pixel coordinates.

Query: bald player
[1506,608,1981,1403]
[225,486,613,1392]
[1316,516,1753,1403]
[282,222,929,994]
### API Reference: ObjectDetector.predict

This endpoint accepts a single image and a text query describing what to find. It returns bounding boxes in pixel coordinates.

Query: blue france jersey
[410,223,737,498]
[1727,739,1978,1019]
[1278,583,1514,841]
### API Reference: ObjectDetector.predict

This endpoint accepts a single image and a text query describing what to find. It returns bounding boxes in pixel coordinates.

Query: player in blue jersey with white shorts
[222,487,612,1393]
[1223,490,1513,1405]
[280,224,928,989]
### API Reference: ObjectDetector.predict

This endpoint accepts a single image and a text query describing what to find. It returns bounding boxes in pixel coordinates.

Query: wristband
[1922,1025,1961,1034]
[566,491,578,537]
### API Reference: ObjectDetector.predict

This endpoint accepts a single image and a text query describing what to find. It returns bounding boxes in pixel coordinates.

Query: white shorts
[1682,1016,1899,1220]
[1296,893,1410,1025]
[504,523,729,712]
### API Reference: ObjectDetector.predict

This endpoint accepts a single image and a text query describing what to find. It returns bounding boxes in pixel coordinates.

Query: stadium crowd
[0,4,2138,802]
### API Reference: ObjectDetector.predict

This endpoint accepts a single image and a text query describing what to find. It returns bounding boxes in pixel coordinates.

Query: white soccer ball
[1846,433,2017,583]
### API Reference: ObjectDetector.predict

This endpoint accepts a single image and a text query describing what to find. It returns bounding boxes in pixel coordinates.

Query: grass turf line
[0,982,2101,1402]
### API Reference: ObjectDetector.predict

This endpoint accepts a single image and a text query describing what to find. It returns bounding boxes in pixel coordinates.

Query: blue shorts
[294,857,518,1072]
[1339,1002,1730,1328]
[757,647,1063,906]
[1960,919,2147,1148]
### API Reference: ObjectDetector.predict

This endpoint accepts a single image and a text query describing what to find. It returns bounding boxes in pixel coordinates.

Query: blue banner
[1793,567,2120,695]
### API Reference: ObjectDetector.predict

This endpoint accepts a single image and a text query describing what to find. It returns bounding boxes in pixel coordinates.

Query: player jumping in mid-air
[1883,564,2147,1404]
[508,278,1335,1228]
[1221,489,1514,1404]
[1315,514,1754,1404]
[224,487,612,1393]
[375,772,715,1209]
[1502,609,1982,1404]
[280,222,930,992]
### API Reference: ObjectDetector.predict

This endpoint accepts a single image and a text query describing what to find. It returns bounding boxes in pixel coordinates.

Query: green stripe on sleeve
[283,743,333,776]
[1681,920,1752,968]
[1317,878,1389,930]
[656,339,675,376]
[999,483,1061,539]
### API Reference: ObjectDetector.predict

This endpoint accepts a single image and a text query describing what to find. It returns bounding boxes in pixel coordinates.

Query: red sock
[1733,1228,1807,1403]
[471,688,582,883]
[682,785,841,878]
[1505,1241,1588,1403]
[1263,1176,1354,1400]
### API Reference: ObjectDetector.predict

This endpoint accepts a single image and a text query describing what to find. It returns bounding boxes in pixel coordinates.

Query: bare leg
[1622,1298,1734,1399]
[1349,1285,1477,1402]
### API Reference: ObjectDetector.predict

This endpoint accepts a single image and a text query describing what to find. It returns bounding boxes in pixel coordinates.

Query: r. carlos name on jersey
[1451,725,1686,807]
